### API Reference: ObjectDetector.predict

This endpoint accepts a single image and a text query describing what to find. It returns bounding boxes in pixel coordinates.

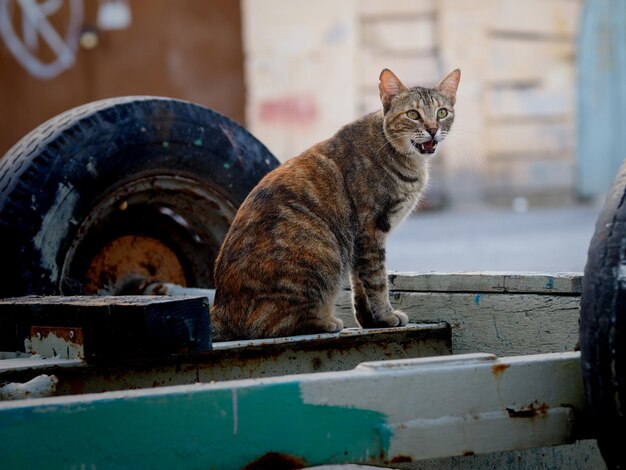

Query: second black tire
[580,160,626,469]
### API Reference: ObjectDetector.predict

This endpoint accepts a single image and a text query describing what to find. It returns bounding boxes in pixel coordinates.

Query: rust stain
[243,452,305,470]
[31,326,84,345]
[506,401,549,418]
[310,356,322,371]
[389,455,413,463]
[491,363,510,378]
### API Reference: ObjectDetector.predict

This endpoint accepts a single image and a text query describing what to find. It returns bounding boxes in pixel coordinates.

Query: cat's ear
[379,69,408,113]
[435,69,461,105]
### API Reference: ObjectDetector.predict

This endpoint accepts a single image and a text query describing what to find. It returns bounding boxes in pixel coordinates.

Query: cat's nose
[426,128,438,138]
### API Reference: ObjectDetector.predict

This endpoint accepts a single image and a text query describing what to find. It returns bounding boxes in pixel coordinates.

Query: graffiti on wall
[0,0,83,80]
[0,0,131,80]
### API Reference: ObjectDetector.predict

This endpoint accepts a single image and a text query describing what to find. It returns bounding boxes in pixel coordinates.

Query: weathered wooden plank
[0,296,211,360]
[487,87,573,119]
[489,0,583,38]
[358,51,439,91]
[488,120,574,156]
[359,0,435,17]
[387,272,582,294]
[488,38,575,84]
[361,17,435,53]
[335,291,580,355]
[0,351,585,468]
[241,0,356,54]
[436,0,492,184]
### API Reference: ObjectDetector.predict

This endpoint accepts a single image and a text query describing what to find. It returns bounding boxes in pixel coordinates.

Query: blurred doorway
[0,0,245,155]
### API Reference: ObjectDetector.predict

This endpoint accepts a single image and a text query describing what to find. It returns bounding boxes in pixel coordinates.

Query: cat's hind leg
[297,317,344,335]
[294,301,344,335]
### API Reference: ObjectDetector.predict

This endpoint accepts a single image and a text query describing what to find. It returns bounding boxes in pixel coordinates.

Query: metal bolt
[79,29,99,50]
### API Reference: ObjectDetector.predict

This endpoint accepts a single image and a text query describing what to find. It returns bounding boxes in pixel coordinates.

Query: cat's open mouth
[412,138,438,155]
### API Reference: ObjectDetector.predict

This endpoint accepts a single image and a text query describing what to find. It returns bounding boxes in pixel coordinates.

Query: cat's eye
[406,110,420,120]
[437,109,448,119]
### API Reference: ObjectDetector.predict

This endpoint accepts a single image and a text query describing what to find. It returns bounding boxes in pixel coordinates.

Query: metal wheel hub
[61,174,237,295]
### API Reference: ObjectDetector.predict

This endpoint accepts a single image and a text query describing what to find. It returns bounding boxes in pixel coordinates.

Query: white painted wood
[359,0,435,17]
[489,0,583,38]
[487,87,573,119]
[488,120,574,156]
[391,291,580,355]
[361,17,435,53]
[301,351,584,460]
[335,291,580,355]
[358,52,439,90]
[0,374,58,400]
[488,38,575,84]
[242,0,355,54]
[387,271,582,294]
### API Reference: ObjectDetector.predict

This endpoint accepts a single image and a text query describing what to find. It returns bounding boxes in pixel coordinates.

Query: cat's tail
[209,305,233,342]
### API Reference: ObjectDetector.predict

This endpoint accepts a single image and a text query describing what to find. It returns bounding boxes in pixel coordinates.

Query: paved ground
[386,204,602,274]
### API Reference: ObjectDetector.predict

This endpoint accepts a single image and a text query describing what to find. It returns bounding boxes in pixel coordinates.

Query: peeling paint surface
[32,182,78,284]
[0,351,585,467]
[0,380,390,469]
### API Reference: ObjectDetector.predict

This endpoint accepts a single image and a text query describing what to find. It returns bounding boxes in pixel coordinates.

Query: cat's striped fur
[211,69,460,340]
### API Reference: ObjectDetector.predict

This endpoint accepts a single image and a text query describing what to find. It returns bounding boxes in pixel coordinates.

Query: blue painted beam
[578,0,626,198]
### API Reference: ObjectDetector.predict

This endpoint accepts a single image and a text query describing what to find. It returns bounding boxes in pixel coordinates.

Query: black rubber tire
[580,160,626,469]
[0,96,279,297]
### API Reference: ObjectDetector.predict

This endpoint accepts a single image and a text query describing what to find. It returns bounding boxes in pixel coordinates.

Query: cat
[210,68,460,340]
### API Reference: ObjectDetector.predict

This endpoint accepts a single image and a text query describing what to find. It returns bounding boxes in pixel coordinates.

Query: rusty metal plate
[30,327,84,360]
[3,323,451,396]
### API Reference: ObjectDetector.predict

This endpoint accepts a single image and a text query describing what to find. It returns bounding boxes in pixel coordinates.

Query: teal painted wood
[0,379,390,470]
[578,0,626,198]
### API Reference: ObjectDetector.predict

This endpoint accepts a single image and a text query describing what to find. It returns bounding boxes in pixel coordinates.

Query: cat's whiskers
[438,126,488,176]
[373,138,395,157]
[374,130,412,157]
[379,132,420,157]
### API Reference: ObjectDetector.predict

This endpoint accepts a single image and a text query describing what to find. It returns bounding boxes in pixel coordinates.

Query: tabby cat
[211,68,460,340]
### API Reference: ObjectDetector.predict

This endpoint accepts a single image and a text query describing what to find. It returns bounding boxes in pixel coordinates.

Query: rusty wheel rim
[61,174,237,295]
[84,235,188,294]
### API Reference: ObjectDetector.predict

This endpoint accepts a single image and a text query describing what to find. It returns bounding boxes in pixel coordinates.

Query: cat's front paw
[379,310,409,327]
[325,317,344,332]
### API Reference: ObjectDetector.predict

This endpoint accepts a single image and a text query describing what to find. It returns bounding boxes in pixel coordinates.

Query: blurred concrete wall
[242,0,584,206]
[0,0,586,206]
